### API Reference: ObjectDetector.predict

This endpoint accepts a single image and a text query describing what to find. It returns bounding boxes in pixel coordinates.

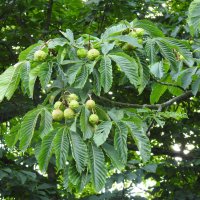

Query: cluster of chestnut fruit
[52,93,99,125]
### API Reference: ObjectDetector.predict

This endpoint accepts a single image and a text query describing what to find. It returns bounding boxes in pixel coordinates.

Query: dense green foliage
[1,0,200,199]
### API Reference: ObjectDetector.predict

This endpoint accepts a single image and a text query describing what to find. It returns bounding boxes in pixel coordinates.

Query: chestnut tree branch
[96,90,193,109]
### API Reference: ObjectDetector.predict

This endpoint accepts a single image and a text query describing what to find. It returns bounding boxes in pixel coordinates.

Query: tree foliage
[1,0,200,199]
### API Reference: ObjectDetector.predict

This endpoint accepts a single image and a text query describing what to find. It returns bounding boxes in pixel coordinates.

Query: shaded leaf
[88,142,107,192]
[188,0,200,35]
[101,24,127,40]
[73,64,89,89]
[150,61,164,79]
[60,29,74,44]
[0,63,22,102]
[38,62,53,90]
[38,129,57,172]
[20,61,31,94]
[69,131,88,173]
[110,35,142,48]
[93,121,112,146]
[101,42,115,54]
[99,56,113,93]
[114,122,128,164]
[48,38,68,48]
[134,19,164,37]
[68,161,81,186]
[39,108,52,138]
[109,53,138,87]
[126,120,151,162]
[92,69,101,96]
[80,107,93,140]
[19,107,43,151]
[102,143,124,170]
[150,83,168,104]
[54,127,69,170]
[4,125,20,149]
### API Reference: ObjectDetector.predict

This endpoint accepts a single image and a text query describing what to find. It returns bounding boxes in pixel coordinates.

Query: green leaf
[39,108,53,138]
[60,29,74,44]
[168,85,183,97]
[48,38,68,48]
[57,65,67,84]
[86,61,97,74]
[192,77,200,95]
[110,35,142,48]
[108,108,124,122]
[109,53,138,87]
[34,142,41,161]
[20,61,31,95]
[70,115,78,132]
[126,120,151,162]
[93,121,112,147]
[19,107,44,151]
[69,131,88,173]
[63,167,69,188]
[180,67,197,89]
[73,64,89,89]
[4,125,20,149]
[77,173,90,193]
[68,161,81,186]
[88,142,107,192]
[159,111,187,120]
[101,23,127,40]
[143,164,157,173]
[134,19,164,37]
[80,107,93,140]
[29,65,42,98]
[102,143,124,170]
[54,127,69,170]
[150,83,168,104]
[145,38,157,64]
[161,37,193,67]
[38,62,53,90]
[57,47,67,64]
[0,63,22,102]
[136,52,150,94]
[156,39,177,72]
[101,42,115,55]
[61,60,82,65]
[188,0,200,35]
[150,61,164,79]
[92,69,101,96]
[38,129,57,172]
[114,122,128,164]
[99,56,113,93]
[95,105,111,121]
[19,42,44,61]
[67,63,82,85]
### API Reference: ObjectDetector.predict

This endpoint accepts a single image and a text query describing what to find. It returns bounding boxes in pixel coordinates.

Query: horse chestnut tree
[0,18,197,195]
